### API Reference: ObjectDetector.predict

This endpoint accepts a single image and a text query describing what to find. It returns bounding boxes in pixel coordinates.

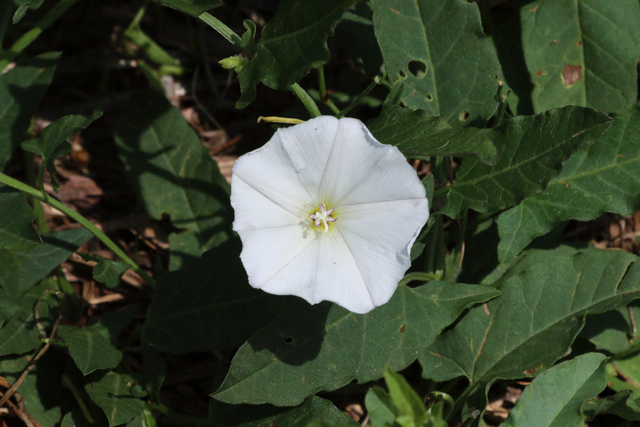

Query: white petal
[336,198,430,305]
[256,231,378,314]
[316,118,423,204]
[231,176,304,231]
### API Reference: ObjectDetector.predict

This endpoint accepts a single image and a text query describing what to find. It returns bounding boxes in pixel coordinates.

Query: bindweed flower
[230,116,429,314]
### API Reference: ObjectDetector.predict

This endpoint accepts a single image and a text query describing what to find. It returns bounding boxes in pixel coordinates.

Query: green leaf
[85,371,147,427]
[0,228,92,321]
[371,0,502,125]
[57,325,123,375]
[440,106,612,219]
[503,353,607,426]
[212,281,499,406]
[580,307,633,355]
[143,239,277,353]
[367,105,497,165]
[0,187,41,251]
[365,386,398,426]
[0,52,60,171]
[608,352,640,400]
[582,390,640,421]
[21,110,102,192]
[234,0,358,109]
[384,367,426,427]
[93,259,129,288]
[0,228,93,296]
[335,4,383,79]
[114,90,232,266]
[0,280,57,356]
[153,0,222,16]
[521,0,640,114]
[209,396,358,426]
[419,246,640,388]
[0,353,64,426]
[496,105,640,262]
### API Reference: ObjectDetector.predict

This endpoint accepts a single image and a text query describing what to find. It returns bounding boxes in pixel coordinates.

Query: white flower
[230,116,429,314]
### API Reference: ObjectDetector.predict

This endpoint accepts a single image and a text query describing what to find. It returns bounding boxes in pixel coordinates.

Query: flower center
[309,203,337,233]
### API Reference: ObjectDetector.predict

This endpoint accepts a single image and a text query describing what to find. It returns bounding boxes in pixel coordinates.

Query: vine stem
[290,83,322,118]
[0,0,80,71]
[0,172,156,287]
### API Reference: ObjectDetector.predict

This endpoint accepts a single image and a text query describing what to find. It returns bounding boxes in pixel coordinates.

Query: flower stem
[0,172,156,287]
[317,67,340,115]
[198,12,242,48]
[0,0,80,71]
[290,83,321,118]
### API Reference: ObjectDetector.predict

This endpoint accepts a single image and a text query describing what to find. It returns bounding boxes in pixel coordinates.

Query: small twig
[0,313,62,408]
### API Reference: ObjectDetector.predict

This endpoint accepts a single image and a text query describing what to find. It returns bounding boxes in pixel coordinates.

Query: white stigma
[309,203,337,233]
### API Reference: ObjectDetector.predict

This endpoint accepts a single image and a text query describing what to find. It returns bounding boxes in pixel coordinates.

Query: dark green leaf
[143,239,277,353]
[440,106,612,219]
[0,353,64,426]
[580,308,633,355]
[85,371,147,427]
[0,228,93,296]
[234,0,358,108]
[419,246,640,388]
[496,105,640,262]
[93,259,129,288]
[521,0,640,114]
[582,390,640,421]
[114,90,232,267]
[365,386,398,426]
[0,281,57,356]
[608,352,640,400]
[0,187,41,251]
[212,282,499,406]
[367,105,497,164]
[335,4,383,79]
[153,0,222,16]
[503,353,607,426]
[0,228,92,324]
[58,325,123,375]
[21,110,102,192]
[209,396,358,427]
[371,0,502,125]
[0,52,60,171]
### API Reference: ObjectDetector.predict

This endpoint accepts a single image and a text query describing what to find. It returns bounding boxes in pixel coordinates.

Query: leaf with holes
[234,0,358,108]
[368,104,497,165]
[372,0,502,125]
[212,281,499,406]
[521,0,640,113]
[439,106,612,219]
[496,105,640,262]
[419,246,640,422]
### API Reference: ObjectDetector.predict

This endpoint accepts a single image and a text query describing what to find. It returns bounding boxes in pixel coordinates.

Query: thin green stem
[337,72,384,118]
[147,402,216,426]
[448,382,481,422]
[198,12,242,48]
[0,0,80,70]
[62,373,95,424]
[398,272,441,287]
[290,83,321,118]
[317,66,327,98]
[0,172,156,287]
